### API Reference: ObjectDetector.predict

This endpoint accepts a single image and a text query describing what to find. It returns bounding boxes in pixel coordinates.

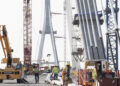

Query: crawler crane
[69,0,120,85]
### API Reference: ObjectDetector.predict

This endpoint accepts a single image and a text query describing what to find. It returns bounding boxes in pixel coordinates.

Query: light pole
[47,54,51,68]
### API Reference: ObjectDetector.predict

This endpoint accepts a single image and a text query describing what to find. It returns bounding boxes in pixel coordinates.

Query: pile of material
[45,73,63,85]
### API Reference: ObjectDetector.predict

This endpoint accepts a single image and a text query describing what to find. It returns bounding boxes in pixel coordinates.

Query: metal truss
[23,0,32,65]
[106,0,119,70]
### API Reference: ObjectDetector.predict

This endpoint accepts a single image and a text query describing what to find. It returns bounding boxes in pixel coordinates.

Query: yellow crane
[0,25,27,83]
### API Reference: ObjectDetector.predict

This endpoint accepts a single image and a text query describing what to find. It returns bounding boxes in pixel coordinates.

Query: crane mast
[23,0,32,65]
[106,0,119,71]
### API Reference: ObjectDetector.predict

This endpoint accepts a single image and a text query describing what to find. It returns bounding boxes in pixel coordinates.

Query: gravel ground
[0,74,54,86]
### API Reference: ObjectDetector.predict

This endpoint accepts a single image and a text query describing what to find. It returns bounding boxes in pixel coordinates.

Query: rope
[34,0,44,62]
[17,24,23,58]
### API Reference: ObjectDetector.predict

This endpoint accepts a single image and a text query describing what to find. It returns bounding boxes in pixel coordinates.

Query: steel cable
[82,0,95,59]
[86,0,98,48]
[77,0,91,60]
[92,0,106,59]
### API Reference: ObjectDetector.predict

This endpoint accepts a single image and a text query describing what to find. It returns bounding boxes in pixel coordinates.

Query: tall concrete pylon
[37,0,59,66]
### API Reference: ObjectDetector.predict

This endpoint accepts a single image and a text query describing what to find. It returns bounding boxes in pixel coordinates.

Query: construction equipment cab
[0,25,24,83]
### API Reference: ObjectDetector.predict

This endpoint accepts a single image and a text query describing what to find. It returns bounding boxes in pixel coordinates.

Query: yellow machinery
[73,61,108,86]
[82,60,112,86]
[0,25,26,83]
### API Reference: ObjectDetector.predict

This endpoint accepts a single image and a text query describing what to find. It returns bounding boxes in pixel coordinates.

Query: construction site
[0,0,120,86]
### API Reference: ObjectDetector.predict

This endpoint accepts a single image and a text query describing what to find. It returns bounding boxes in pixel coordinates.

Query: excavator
[0,25,28,83]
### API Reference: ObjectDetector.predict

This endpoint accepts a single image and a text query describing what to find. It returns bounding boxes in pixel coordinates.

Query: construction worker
[62,68,65,80]
[92,68,97,86]
[52,66,59,80]
[24,66,27,78]
[33,66,39,83]
[62,62,72,86]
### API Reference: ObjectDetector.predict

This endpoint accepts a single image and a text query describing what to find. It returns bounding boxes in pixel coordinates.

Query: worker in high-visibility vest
[62,62,72,86]
[92,68,97,80]
[92,68,97,86]
[52,66,59,80]
[33,66,39,83]
[24,66,27,78]
[62,68,66,80]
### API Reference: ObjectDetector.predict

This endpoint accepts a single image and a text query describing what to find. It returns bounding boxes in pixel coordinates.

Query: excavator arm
[0,25,28,83]
[0,25,13,67]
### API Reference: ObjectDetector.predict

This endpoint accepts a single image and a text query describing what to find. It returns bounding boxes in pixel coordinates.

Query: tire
[0,80,3,83]
[63,81,68,86]
[17,79,21,83]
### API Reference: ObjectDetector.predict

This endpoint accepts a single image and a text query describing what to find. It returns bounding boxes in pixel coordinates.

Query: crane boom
[1,25,13,67]
[0,25,28,83]
[106,0,119,71]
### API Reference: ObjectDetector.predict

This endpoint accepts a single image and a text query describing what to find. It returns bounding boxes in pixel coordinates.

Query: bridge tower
[37,0,59,66]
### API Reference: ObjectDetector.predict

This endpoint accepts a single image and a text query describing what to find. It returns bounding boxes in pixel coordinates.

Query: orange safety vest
[62,69,66,80]
[62,70,64,80]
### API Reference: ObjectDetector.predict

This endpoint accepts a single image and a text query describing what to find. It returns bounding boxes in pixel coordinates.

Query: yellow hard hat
[66,63,70,66]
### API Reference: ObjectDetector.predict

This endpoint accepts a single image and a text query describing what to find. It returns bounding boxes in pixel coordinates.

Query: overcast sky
[0,0,66,68]
[0,0,119,69]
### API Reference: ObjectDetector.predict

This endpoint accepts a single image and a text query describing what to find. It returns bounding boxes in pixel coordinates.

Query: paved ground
[0,73,53,86]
